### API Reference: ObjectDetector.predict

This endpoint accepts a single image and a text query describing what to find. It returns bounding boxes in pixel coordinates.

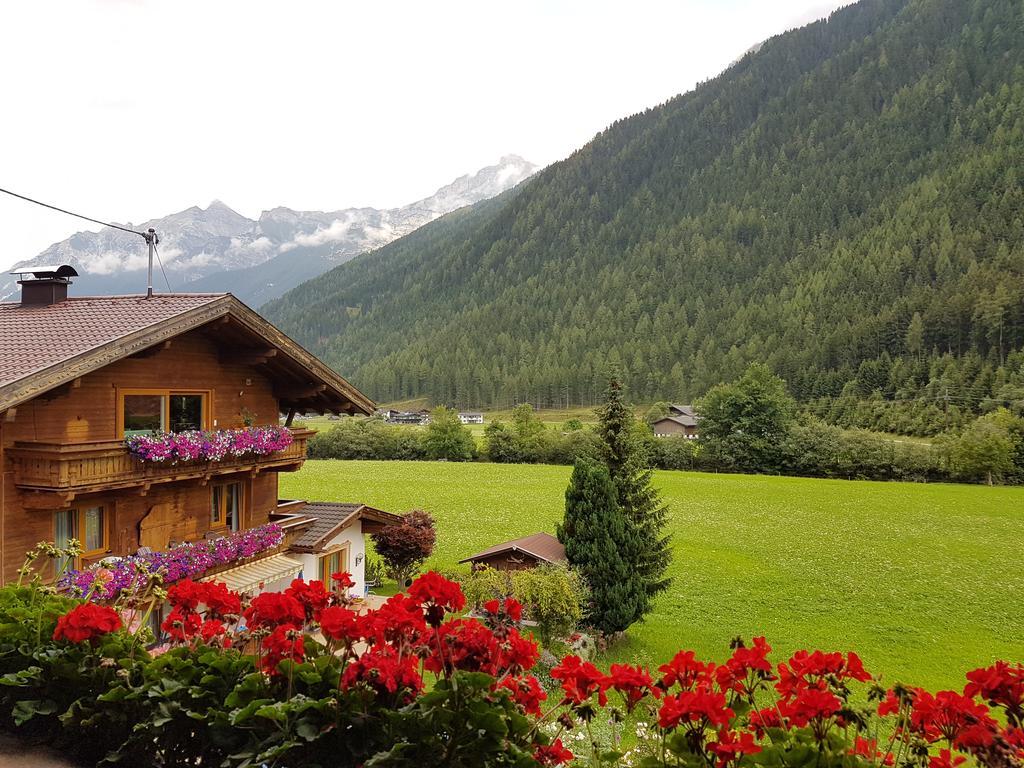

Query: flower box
[58,523,286,601]
[125,426,294,465]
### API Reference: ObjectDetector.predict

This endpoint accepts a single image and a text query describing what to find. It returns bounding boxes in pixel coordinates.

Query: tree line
[307,364,1024,485]
[266,0,1024,437]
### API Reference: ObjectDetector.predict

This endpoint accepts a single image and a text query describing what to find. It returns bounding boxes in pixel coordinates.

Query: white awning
[201,553,303,595]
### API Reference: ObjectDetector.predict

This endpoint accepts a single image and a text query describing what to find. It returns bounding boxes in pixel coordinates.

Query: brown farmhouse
[0,269,393,599]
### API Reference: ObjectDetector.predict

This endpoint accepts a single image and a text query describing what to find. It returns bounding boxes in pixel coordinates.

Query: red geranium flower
[364,593,428,647]
[53,603,122,644]
[331,571,355,591]
[341,643,423,703]
[285,578,331,622]
[928,749,967,768]
[483,597,523,623]
[407,571,466,627]
[166,578,205,612]
[909,689,998,748]
[658,687,734,730]
[201,581,242,617]
[162,606,202,642]
[261,624,305,674]
[533,738,574,766]
[608,663,656,712]
[708,728,761,767]
[200,619,230,646]
[425,618,501,676]
[498,628,539,675]
[551,654,609,706]
[777,686,842,730]
[497,674,547,716]
[878,689,904,716]
[749,706,782,736]
[776,649,870,698]
[717,637,775,696]
[244,590,305,630]
[851,736,894,766]
[318,605,365,647]
[659,650,716,692]
[964,661,1024,723]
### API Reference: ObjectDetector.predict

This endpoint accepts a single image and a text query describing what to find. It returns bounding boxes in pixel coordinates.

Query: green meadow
[281,461,1024,691]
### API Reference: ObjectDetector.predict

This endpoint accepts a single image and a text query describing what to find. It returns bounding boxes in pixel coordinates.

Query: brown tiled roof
[459,532,566,565]
[0,293,375,414]
[289,501,402,553]
[0,294,221,389]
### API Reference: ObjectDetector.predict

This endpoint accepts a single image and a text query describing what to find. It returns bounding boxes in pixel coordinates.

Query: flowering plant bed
[57,523,284,600]
[3,560,1021,768]
[124,425,293,464]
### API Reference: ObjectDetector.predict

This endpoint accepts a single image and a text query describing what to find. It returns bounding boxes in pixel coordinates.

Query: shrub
[307,416,427,460]
[455,564,587,646]
[371,510,436,586]
[423,406,477,461]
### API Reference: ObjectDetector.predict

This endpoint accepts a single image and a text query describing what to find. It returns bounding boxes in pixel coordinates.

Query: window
[123,394,165,435]
[53,509,76,574]
[82,506,105,553]
[119,390,208,436]
[170,394,204,432]
[318,546,349,582]
[53,506,107,572]
[211,482,242,531]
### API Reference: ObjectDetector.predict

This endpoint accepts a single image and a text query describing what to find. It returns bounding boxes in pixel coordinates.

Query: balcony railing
[8,428,314,495]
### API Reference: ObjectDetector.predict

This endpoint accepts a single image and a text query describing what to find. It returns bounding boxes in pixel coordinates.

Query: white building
[458,412,484,424]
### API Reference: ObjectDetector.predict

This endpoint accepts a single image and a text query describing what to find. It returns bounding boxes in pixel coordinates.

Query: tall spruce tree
[557,458,648,634]
[596,377,672,599]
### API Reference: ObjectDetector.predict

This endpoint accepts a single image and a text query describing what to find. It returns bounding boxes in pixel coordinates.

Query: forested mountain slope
[265,0,1024,432]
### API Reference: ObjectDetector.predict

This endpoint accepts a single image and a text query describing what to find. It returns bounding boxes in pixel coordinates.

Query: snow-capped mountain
[3,155,537,306]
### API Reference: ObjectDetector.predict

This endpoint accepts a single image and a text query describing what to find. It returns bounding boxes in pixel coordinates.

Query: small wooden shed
[459,532,566,572]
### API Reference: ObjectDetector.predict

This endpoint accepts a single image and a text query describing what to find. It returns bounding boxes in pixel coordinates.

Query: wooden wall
[470,553,542,572]
[2,329,279,444]
[0,329,286,584]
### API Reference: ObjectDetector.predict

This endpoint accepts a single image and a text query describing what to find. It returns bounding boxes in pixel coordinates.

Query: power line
[1,184,174,295]
[0,186,147,239]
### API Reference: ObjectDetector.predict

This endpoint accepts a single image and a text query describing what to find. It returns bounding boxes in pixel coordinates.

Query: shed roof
[0,292,374,415]
[289,501,402,553]
[669,404,698,418]
[459,532,566,565]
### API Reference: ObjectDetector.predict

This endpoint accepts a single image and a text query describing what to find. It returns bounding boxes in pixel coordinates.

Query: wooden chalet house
[0,266,398,596]
[652,404,700,439]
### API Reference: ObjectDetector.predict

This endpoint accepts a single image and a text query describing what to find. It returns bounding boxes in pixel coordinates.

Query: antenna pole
[144,228,158,298]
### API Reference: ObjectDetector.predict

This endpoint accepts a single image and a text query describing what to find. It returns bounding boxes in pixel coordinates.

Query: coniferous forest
[265,0,1024,436]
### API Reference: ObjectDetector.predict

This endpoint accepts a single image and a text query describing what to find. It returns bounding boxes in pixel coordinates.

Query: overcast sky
[0,0,848,272]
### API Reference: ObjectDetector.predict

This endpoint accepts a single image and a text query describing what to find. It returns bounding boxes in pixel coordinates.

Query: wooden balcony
[8,428,314,503]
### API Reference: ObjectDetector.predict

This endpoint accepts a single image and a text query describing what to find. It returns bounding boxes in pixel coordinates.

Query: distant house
[652,404,700,439]
[391,411,426,425]
[459,532,566,572]
[375,408,400,421]
[459,412,484,425]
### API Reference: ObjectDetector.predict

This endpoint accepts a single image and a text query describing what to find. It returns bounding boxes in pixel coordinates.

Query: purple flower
[58,523,285,602]
[125,426,293,465]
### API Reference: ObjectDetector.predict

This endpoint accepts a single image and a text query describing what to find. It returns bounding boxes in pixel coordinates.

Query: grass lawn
[281,460,1023,690]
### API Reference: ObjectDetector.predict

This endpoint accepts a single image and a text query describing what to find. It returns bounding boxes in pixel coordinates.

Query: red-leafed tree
[371,510,436,587]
